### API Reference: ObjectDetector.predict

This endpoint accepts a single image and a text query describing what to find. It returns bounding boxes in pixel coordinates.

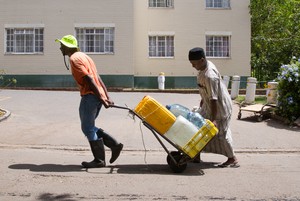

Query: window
[149,0,173,8]
[5,28,43,54]
[206,0,230,9]
[206,35,230,58]
[75,27,114,54]
[149,35,174,57]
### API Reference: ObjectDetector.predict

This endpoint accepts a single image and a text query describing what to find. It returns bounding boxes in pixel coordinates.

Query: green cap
[55,35,78,48]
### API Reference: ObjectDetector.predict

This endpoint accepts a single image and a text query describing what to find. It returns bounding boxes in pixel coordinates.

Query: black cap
[188,47,205,60]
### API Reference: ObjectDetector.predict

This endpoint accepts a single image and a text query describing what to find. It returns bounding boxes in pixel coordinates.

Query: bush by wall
[276,60,300,123]
[0,70,17,88]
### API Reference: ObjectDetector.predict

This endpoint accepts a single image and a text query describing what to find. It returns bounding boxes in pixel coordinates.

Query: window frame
[205,0,231,9]
[4,24,44,55]
[148,0,174,8]
[148,33,175,58]
[75,24,115,55]
[205,33,231,58]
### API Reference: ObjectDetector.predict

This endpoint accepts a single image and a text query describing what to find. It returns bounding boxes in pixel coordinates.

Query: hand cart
[237,102,277,122]
[111,96,218,173]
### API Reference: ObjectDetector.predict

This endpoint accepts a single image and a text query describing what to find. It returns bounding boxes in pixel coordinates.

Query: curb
[2,87,268,95]
[0,144,299,154]
[0,109,11,122]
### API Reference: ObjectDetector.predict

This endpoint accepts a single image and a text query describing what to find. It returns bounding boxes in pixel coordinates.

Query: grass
[235,95,267,105]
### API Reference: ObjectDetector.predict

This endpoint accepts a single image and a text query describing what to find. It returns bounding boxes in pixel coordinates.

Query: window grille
[206,0,230,8]
[149,0,174,8]
[149,35,174,57]
[5,28,44,54]
[206,35,230,57]
[75,27,114,54]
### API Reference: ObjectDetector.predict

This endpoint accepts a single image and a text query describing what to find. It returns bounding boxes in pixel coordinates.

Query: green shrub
[276,60,300,122]
[235,95,267,105]
[0,70,17,88]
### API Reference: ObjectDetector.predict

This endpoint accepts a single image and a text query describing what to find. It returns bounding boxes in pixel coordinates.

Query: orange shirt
[70,52,108,101]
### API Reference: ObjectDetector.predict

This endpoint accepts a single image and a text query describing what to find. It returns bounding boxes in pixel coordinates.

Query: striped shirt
[197,60,232,120]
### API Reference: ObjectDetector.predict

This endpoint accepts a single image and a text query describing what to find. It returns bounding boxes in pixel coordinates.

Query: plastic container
[134,96,176,134]
[182,120,218,158]
[166,104,190,118]
[166,104,205,129]
[187,112,205,129]
[158,72,165,90]
[164,115,199,149]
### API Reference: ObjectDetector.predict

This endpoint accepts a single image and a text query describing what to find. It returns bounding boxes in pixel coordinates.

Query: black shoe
[110,143,123,164]
[81,159,105,168]
[82,139,106,168]
[96,129,123,164]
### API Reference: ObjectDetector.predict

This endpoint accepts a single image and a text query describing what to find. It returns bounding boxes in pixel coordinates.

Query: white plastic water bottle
[166,104,190,118]
[166,104,205,129]
[186,112,205,129]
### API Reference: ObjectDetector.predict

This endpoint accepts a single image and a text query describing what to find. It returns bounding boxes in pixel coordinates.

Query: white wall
[0,0,134,75]
[134,0,251,77]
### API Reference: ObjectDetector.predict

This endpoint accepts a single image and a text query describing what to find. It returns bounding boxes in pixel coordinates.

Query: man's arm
[200,100,203,107]
[97,74,114,107]
[97,75,110,100]
[83,75,113,108]
[210,99,218,127]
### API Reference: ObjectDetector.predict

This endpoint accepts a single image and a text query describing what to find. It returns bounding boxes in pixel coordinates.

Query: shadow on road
[265,119,300,131]
[237,115,300,131]
[110,164,205,176]
[37,193,78,201]
[8,162,220,175]
[8,163,83,172]
[103,162,220,176]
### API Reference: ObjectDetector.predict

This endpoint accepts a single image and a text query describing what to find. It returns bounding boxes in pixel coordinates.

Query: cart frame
[111,105,204,173]
[237,102,277,122]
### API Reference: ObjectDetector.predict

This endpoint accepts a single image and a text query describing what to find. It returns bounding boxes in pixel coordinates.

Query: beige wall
[0,0,134,75]
[1,0,250,77]
[134,0,251,77]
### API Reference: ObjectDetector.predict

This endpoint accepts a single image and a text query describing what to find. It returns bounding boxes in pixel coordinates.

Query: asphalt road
[0,89,299,201]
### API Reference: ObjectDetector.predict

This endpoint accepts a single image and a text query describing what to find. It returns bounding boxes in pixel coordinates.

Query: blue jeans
[79,94,102,141]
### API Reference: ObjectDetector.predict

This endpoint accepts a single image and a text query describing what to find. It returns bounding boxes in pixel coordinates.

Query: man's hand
[103,99,114,108]
[212,120,218,128]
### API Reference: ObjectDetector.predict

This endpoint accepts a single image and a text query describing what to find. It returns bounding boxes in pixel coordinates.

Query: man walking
[56,35,123,168]
[188,47,239,167]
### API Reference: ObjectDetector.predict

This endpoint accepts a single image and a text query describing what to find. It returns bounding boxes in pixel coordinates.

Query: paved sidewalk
[0,89,299,201]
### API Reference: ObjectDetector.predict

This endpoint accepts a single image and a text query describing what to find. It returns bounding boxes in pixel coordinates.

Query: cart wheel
[238,112,242,120]
[166,151,180,164]
[166,151,187,173]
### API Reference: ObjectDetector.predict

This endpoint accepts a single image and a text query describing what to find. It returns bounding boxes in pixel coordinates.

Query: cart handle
[110,104,144,121]
[109,104,132,111]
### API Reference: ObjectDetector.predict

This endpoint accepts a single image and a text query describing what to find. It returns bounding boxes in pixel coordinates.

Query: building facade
[0,0,251,89]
